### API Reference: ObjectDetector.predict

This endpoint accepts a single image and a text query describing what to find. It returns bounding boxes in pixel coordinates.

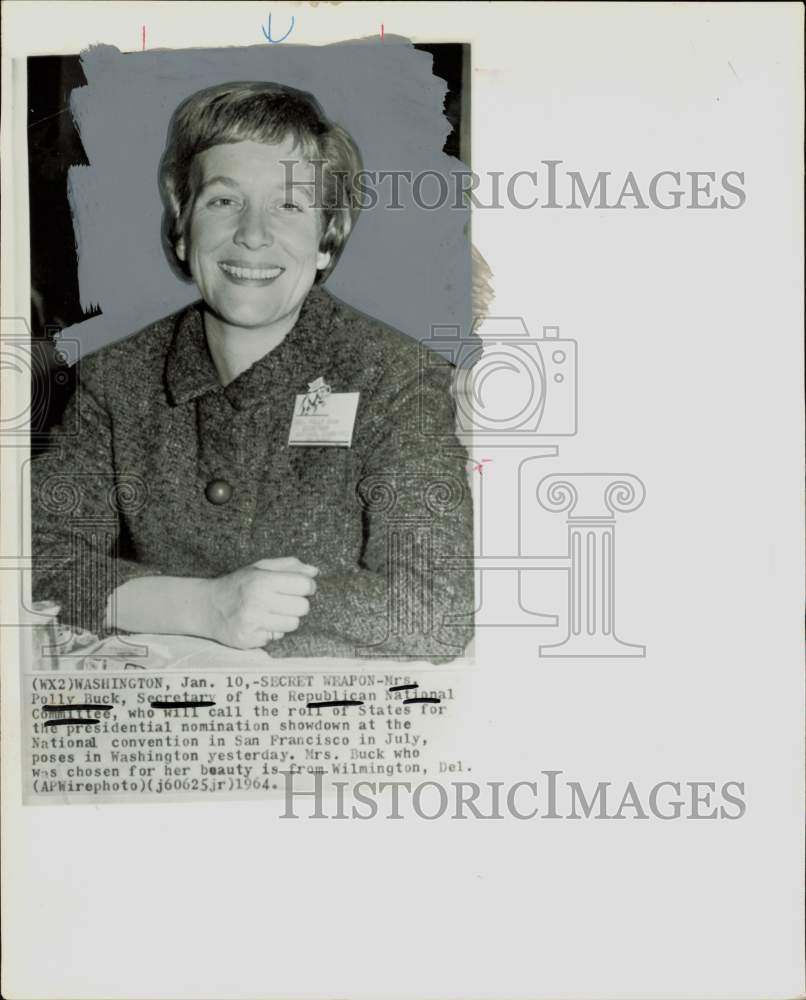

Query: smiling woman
[30,81,475,662]
[178,139,332,377]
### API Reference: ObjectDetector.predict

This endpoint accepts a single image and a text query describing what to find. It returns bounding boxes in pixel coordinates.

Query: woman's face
[177,138,331,335]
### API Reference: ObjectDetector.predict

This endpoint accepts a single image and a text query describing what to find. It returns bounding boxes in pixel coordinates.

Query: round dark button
[205,479,232,505]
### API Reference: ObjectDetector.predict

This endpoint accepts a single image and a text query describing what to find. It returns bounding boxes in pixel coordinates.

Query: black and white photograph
[27,44,476,665]
[1,4,803,1000]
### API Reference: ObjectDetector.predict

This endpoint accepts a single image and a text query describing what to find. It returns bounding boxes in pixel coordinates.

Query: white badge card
[288,390,360,447]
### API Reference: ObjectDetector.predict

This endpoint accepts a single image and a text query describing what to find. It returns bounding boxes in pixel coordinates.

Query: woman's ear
[176,235,187,262]
[317,214,345,273]
[316,215,333,272]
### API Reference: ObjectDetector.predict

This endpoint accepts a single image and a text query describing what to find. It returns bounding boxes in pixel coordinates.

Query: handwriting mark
[44,718,101,728]
[150,700,216,710]
[262,13,295,43]
[306,699,364,709]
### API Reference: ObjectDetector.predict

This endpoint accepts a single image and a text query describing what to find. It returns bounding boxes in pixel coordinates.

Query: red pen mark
[142,25,146,50]
[381,23,384,40]
[473,458,492,476]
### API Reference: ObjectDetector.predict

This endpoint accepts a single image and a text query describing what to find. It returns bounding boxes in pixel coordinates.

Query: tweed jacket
[31,287,475,661]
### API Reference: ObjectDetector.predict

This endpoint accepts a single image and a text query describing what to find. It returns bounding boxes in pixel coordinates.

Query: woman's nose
[233,205,274,250]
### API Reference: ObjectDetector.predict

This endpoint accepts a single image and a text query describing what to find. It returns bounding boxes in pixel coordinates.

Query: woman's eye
[279,201,303,213]
[208,197,238,208]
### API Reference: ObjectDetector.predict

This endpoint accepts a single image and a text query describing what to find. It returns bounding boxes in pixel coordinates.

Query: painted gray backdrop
[63,41,472,360]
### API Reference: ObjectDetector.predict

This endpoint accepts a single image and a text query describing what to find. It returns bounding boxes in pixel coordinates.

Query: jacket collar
[164,286,338,408]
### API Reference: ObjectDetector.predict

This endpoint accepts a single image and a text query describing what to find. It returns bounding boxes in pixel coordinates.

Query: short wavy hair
[158,81,363,284]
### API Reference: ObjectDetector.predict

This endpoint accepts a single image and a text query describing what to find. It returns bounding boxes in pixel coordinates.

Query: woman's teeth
[220,263,284,280]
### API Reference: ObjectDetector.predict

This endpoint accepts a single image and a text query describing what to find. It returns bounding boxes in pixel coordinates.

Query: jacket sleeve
[30,360,163,636]
[266,363,475,663]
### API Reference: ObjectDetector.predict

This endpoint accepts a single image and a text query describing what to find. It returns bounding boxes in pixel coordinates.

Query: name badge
[288,378,360,447]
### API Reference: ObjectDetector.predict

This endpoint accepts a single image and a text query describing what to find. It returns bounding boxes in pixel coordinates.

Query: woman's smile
[218,261,286,284]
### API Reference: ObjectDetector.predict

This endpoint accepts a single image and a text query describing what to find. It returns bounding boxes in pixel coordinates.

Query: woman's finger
[263,613,300,633]
[260,593,310,618]
[252,557,318,576]
[255,571,317,598]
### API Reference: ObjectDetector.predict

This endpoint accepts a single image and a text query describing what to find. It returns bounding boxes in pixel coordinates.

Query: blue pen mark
[261,13,295,43]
